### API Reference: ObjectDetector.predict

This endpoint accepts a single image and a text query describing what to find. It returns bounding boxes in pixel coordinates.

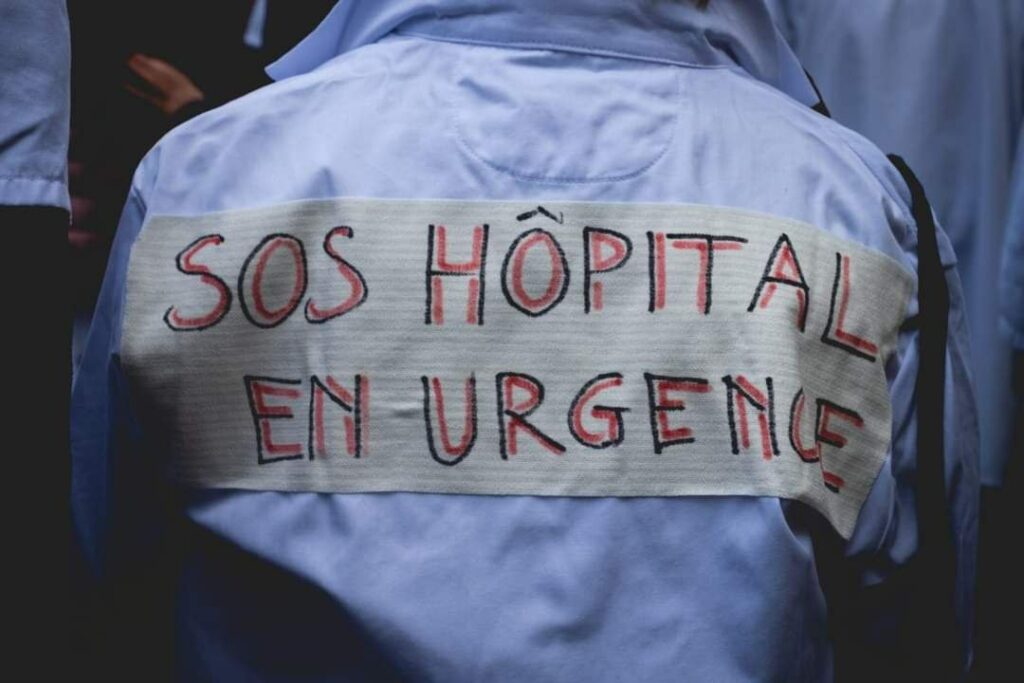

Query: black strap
[800,77,960,677]
[804,69,832,118]
[814,157,959,682]
[888,154,960,680]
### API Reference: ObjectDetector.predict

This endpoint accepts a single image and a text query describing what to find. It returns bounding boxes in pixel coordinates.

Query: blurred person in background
[1,0,72,674]
[68,0,333,370]
[1000,124,1024,391]
[764,3,1023,676]
[987,123,1024,680]
[67,0,332,671]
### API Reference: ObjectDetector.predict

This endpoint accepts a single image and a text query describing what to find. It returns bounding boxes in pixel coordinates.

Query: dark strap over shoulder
[804,69,832,118]
[802,74,961,678]
[887,154,960,681]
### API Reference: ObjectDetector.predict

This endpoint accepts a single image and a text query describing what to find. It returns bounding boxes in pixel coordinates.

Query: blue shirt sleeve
[71,182,157,577]
[0,0,71,209]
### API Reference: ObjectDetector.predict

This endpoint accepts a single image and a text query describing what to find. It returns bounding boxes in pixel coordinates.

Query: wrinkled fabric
[766,0,1023,486]
[0,0,71,209]
[72,1,979,680]
[266,0,819,109]
[1002,124,1024,349]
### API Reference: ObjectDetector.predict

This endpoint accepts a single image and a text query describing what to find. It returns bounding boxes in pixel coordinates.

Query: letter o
[501,228,570,317]
[239,234,308,328]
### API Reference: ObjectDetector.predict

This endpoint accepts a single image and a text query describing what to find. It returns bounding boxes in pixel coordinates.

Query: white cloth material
[122,198,912,538]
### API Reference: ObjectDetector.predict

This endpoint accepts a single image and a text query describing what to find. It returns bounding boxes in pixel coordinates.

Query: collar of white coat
[266,0,819,107]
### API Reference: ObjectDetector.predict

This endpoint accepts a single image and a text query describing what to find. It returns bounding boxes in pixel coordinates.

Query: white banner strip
[123,198,913,538]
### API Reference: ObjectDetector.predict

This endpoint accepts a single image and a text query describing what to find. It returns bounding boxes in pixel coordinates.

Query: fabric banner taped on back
[122,198,914,538]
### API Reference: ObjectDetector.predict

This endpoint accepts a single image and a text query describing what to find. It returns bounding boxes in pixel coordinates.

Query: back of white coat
[72,1,980,680]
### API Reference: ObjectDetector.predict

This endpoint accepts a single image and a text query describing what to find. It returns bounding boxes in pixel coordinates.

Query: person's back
[72,2,979,680]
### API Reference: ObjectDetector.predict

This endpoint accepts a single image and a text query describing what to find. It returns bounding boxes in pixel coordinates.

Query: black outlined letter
[164,234,232,331]
[747,234,810,332]
[244,375,304,464]
[422,375,478,466]
[308,374,368,459]
[495,372,566,458]
[820,252,879,362]
[583,227,632,313]
[789,388,865,493]
[644,373,712,454]
[238,234,308,328]
[567,373,629,449]
[501,229,570,317]
[648,233,747,314]
[721,375,780,460]
[814,398,864,493]
[425,224,488,325]
[305,226,368,323]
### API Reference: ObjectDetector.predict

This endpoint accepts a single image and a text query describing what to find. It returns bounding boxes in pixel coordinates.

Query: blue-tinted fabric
[243,0,268,50]
[266,0,819,108]
[1002,124,1024,349]
[72,1,980,679]
[0,0,71,209]
[766,0,1023,486]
